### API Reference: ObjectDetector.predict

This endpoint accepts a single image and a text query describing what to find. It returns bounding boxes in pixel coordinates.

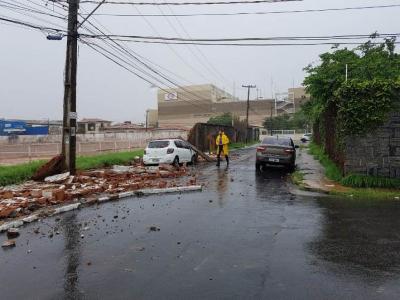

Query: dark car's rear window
[262,137,292,146]
[148,140,170,148]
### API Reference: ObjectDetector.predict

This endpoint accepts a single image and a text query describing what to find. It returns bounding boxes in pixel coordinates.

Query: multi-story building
[155,84,309,129]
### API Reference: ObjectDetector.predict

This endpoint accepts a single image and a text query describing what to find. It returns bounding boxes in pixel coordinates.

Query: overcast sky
[0,0,399,123]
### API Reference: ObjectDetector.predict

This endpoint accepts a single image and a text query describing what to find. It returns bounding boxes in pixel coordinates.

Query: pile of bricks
[0,163,195,221]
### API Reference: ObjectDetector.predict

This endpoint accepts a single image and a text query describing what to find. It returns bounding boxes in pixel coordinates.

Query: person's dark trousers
[217,146,229,166]
[216,145,223,166]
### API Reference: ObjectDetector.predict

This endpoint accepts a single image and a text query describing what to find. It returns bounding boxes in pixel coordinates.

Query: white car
[301,133,312,143]
[143,139,197,166]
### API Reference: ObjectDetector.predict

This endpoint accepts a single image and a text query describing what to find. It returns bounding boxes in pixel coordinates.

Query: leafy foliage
[263,108,310,131]
[207,112,233,126]
[303,37,400,134]
[335,80,400,135]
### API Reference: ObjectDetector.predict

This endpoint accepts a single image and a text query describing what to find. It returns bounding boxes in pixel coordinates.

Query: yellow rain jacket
[216,133,230,155]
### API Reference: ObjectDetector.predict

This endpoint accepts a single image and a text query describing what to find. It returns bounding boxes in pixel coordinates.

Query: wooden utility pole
[62,0,79,174]
[242,84,256,143]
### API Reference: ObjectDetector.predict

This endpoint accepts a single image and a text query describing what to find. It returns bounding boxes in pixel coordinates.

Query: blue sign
[0,120,49,136]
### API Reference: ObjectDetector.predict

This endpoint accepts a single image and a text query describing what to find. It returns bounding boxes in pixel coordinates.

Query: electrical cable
[0,15,65,32]
[131,4,210,83]
[100,38,400,47]
[76,9,217,111]
[80,32,400,42]
[78,0,301,6]
[164,4,233,90]
[88,4,400,17]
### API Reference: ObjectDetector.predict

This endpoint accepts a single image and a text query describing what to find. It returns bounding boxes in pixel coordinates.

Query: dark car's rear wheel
[287,163,296,172]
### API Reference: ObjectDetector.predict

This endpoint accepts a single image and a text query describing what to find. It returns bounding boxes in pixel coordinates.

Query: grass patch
[0,150,144,187]
[290,170,305,187]
[0,160,45,187]
[341,174,400,189]
[331,188,400,200]
[76,150,144,170]
[308,142,400,190]
[308,142,343,182]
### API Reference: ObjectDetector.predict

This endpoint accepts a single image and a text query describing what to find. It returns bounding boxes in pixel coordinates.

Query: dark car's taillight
[257,146,267,152]
[167,148,174,154]
[284,148,295,154]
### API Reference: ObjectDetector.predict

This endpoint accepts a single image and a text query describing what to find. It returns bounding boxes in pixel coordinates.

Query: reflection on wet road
[1,147,400,299]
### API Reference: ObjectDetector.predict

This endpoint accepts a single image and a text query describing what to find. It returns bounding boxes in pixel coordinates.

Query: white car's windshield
[148,141,170,148]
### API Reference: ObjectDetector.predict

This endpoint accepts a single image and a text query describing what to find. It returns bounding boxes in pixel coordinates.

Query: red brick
[54,189,66,202]
[2,191,14,199]
[0,207,15,219]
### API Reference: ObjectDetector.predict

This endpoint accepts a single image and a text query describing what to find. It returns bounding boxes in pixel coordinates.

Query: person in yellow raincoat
[215,130,230,167]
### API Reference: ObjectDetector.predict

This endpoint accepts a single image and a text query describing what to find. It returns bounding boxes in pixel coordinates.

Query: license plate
[152,158,160,162]
[269,158,279,163]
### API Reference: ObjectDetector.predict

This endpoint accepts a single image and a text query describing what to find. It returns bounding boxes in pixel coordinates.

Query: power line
[0,1,65,20]
[104,39,400,47]
[0,1,66,29]
[76,8,216,111]
[0,15,65,32]
[154,3,222,85]
[80,38,213,112]
[131,4,210,83]
[0,5,216,111]
[88,4,400,17]
[165,4,233,90]
[78,0,301,6]
[81,32,400,42]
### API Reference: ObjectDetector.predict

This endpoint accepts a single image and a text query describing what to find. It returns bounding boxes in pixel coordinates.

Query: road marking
[194,256,210,271]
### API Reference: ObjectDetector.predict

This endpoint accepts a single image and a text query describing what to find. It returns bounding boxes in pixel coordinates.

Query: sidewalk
[295,146,343,193]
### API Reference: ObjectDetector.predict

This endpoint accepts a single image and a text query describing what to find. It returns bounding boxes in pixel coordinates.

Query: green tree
[207,112,233,126]
[303,37,400,124]
[263,108,310,131]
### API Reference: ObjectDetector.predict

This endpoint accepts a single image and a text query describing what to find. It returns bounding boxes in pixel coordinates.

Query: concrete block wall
[0,129,187,145]
[344,113,400,178]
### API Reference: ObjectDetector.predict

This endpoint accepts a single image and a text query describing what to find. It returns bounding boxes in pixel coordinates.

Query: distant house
[77,118,112,134]
[103,121,144,132]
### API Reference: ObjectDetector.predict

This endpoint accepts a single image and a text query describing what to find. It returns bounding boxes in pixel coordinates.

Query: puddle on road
[308,196,400,283]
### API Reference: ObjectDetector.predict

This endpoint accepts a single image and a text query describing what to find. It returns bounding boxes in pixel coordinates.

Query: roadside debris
[44,172,70,183]
[32,154,64,181]
[149,226,160,232]
[0,163,197,224]
[2,240,16,248]
[6,228,20,239]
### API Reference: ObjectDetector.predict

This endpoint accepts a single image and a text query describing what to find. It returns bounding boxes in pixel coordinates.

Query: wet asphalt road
[2,147,400,299]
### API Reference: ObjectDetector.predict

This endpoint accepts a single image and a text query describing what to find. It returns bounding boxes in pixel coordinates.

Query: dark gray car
[256,136,298,170]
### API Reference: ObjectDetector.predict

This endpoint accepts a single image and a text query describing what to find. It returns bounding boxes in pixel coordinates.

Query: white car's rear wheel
[173,156,179,167]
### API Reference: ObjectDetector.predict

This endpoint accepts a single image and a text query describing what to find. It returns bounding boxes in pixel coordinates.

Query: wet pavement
[1,147,400,299]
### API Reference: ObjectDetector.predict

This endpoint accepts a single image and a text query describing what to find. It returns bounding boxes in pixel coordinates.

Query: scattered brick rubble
[0,163,197,223]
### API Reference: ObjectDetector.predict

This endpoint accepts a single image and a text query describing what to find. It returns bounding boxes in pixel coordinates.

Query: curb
[0,185,203,233]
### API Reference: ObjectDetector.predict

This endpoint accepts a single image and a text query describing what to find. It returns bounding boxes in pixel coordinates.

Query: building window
[88,123,96,131]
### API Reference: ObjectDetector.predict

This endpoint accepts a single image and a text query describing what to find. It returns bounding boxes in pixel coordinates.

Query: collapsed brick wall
[344,113,400,178]
[188,123,237,153]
